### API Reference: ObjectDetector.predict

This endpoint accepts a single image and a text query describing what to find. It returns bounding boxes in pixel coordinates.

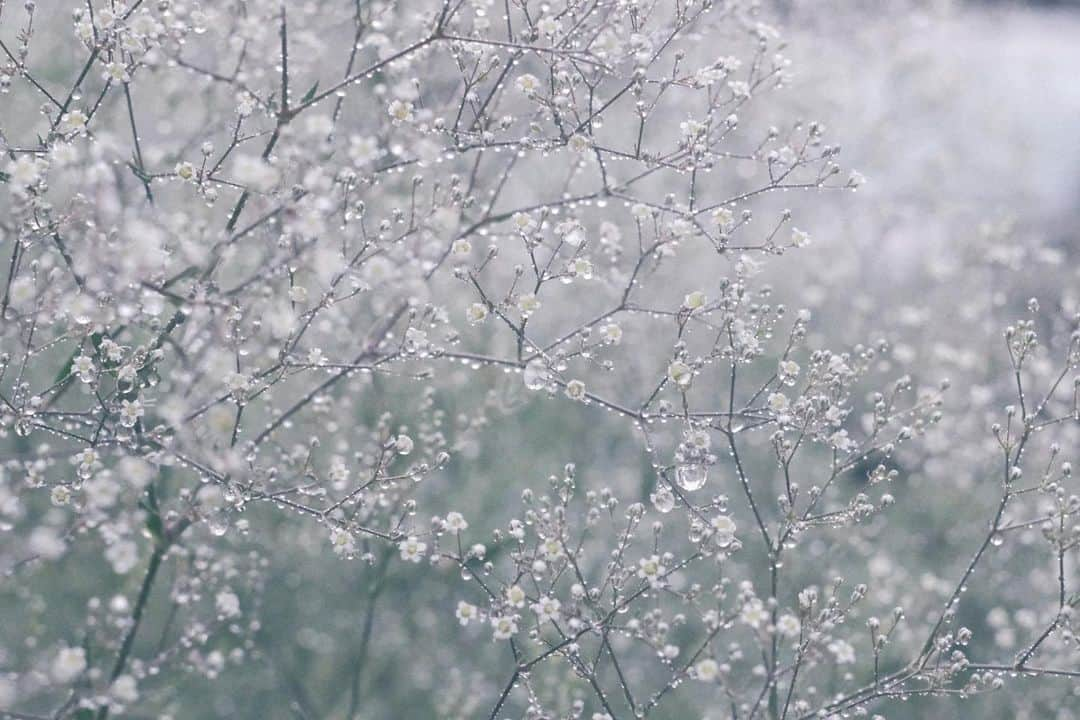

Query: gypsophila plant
[1,0,1078,718]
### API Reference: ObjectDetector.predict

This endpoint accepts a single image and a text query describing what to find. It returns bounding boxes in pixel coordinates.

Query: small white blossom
[456,601,477,626]
[51,647,87,683]
[399,536,427,562]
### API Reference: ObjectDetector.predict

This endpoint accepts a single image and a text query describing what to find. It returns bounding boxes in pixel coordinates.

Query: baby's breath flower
[565,379,587,401]
[59,108,88,134]
[511,212,538,234]
[466,302,489,324]
[683,290,708,311]
[51,647,87,683]
[445,511,468,533]
[776,613,802,638]
[531,596,561,623]
[695,657,720,682]
[50,485,72,506]
[828,639,856,664]
[329,527,356,556]
[398,536,427,563]
[668,361,693,388]
[517,293,541,317]
[490,614,518,641]
[388,99,414,123]
[637,555,666,588]
[515,73,541,94]
[740,598,769,628]
[119,399,144,428]
[599,323,623,344]
[505,584,527,608]
[455,601,477,626]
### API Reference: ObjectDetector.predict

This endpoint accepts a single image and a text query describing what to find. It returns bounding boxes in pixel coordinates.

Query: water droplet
[676,463,708,491]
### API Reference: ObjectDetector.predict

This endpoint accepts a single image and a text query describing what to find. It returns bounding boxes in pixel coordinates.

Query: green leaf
[301,81,320,104]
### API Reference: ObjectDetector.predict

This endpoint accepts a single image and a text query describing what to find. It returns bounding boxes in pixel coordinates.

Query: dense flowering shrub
[1,1,1078,718]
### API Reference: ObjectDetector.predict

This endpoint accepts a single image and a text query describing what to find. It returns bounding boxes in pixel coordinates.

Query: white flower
[728,80,751,98]
[768,392,790,413]
[680,118,707,139]
[387,99,414,123]
[829,639,856,664]
[466,302,489,324]
[599,323,622,344]
[540,537,564,560]
[72,355,96,382]
[452,238,473,256]
[394,433,414,455]
[570,258,593,279]
[564,380,587,402]
[517,293,541,317]
[710,515,737,547]
[555,219,586,246]
[170,161,195,184]
[537,15,561,35]
[233,155,279,192]
[670,218,694,238]
[106,539,140,574]
[445,511,468,534]
[455,601,477,626]
[829,429,857,452]
[511,212,538,234]
[531,596,561,623]
[778,360,800,383]
[51,485,73,506]
[349,135,381,166]
[329,527,356,556]
[398,536,426,562]
[215,591,241,618]
[667,361,693,388]
[119,399,144,427]
[491,614,518,640]
[686,428,711,450]
[505,584,527,608]
[51,647,87,683]
[515,73,541,94]
[776,613,802,638]
[111,674,139,703]
[695,657,719,682]
[741,598,769,628]
[637,555,666,588]
[568,134,590,153]
[683,291,708,311]
[712,207,734,228]
[303,114,333,137]
[59,108,88,134]
[735,253,763,277]
[6,155,42,188]
[791,228,811,248]
[8,276,35,309]
[73,448,99,468]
